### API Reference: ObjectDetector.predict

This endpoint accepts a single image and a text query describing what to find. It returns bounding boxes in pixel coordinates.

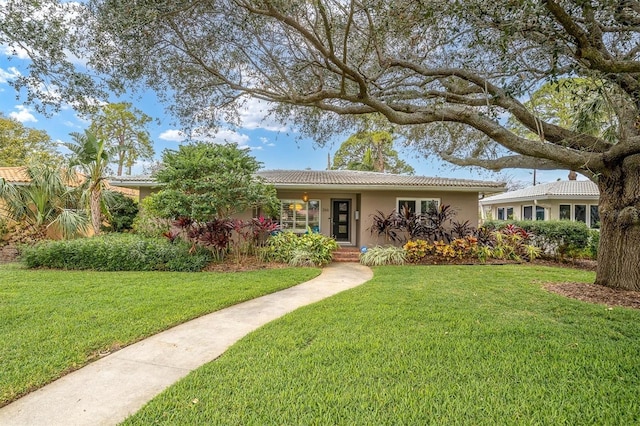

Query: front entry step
[332,247,361,262]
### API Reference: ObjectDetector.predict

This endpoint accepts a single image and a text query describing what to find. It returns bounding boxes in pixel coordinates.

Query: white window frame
[558,203,599,228]
[279,199,321,233]
[396,198,441,215]
[497,206,515,220]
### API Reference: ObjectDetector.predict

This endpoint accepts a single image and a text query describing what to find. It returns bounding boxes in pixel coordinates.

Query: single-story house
[110,169,505,247]
[479,178,600,228]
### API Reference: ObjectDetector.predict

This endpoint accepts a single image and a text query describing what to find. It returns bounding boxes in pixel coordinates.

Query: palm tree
[0,164,89,239]
[63,130,120,236]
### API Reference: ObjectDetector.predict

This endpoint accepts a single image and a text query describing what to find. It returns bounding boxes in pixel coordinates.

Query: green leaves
[0,115,61,167]
[332,130,415,175]
[88,102,154,176]
[152,142,278,221]
[0,164,88,238]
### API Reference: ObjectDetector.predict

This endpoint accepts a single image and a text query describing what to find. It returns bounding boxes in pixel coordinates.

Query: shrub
[360,245,406,266]
[483,220,590,258]
[369,205,467,245]
[132,197,171,238]
[404,239,430,262]
[261,231,338,266]
[103,191,139,232]
[21,234,212,272]
[587,229,600,259]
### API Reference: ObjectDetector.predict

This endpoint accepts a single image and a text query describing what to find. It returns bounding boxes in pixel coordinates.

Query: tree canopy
[0,1,106,114]
[7,1,640,289]
[89,102,154,176]
[63,130,120,235]
[331,131,414,174]
[83,0,640,290]
[0,115,61,167]
[150,142,278,221]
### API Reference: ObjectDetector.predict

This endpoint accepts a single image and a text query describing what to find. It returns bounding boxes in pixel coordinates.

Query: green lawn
[0,263,320,406]
[123,265,640,425]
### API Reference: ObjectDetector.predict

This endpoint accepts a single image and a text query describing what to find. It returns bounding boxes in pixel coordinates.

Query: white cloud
[193,128,250,146]
[237,97,288,132]
[2,45,30,60]
[159,127,251,146]
[0,66,21,84]
[159,129,187,142]
[9,105,37,123]
[258,137,275,147]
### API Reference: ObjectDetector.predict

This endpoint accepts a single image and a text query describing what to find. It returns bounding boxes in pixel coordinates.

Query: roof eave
[107,180,162,188]
[481,194,600,205]
[270,183,505,192]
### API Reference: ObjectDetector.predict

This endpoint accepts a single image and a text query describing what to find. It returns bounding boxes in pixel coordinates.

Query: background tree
[508,78,619,144]
[331,131,415,174]
[0,164,88,239]
[0,115,62,167]
[89,102,154,176]
[63,130,118,236]
[150,142,278,221]
[88,1,640,290]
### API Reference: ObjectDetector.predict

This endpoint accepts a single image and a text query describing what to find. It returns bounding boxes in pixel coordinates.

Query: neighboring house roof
[480,180,599,205]
[108,169,506,193]
[0,167,30,184]
[0,166,139,198]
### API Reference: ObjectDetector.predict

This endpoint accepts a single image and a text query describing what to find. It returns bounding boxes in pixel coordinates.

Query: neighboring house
[479,178,600,228]
[0,166,139,198]
[110,169,505,247]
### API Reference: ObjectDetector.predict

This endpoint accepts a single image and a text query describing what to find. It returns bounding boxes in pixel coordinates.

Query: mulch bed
[544,282,640,310]
[204,256,289,272]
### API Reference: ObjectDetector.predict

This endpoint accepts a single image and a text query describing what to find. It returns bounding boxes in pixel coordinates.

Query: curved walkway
[0,262,373,426]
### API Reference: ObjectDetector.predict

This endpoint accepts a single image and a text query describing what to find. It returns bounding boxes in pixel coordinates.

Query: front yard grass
[124,265,640,425]
[0,263,320,406]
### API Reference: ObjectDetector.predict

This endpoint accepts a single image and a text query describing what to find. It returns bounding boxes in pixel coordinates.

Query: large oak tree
[8,1,640,289]
[86,0,640,290]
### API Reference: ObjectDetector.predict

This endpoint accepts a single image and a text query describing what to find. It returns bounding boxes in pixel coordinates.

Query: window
[523,206,533,220]
[559,204,571,220]
[590,205,600,229]
[506,207,514,219]
[279,200,320,233]
[575,204,586,223]
[536,206,545,221]
[397,198,440,216]
[497,206,514,220]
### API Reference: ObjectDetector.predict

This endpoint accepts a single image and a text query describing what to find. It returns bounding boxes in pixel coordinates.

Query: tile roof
[480,180,599,204]
[0,167,30,183]
[0,166,139,198]
[256,170,505,190]
[108,169,505,192]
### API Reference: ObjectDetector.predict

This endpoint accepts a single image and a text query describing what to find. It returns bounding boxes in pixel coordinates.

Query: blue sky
[0,46,573,185]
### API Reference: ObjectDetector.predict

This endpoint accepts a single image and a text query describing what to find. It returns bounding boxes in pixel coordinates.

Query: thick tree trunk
[596,157,640,290]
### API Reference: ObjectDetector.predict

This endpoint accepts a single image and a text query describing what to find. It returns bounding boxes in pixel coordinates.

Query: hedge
[21,234,212,272]
[483,220,592,258]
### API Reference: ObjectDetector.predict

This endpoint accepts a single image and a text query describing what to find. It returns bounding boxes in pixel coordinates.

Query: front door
[332,200,351,242]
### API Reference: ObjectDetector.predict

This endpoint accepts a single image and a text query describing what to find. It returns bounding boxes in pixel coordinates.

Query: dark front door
[332,200,350,242]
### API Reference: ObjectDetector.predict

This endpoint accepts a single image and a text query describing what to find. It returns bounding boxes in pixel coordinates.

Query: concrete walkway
[0,262,373,426]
